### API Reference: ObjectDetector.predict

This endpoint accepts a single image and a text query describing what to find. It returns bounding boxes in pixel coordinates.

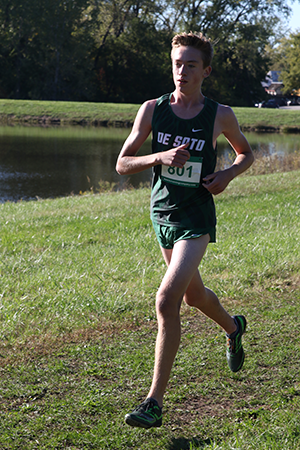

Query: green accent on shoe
[125,398,162,429]
[226,315,247,373]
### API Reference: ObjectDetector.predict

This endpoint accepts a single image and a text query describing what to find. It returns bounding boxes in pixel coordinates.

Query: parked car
[261,99,280,108]
[276,98,287,106]
[255,97,287,108]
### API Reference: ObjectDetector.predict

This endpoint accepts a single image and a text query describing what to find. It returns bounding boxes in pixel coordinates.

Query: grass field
[0,99,139,126]
[0,98,300,131]
[0,167,300,449]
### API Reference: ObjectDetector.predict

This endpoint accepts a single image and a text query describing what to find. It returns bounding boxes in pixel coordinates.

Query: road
[279,105,300,110]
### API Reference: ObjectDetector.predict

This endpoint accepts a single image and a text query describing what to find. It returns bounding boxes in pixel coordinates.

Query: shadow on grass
[167,436,214,450]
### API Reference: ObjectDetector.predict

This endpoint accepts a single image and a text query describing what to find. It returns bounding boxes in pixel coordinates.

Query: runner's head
[171,32,213,69]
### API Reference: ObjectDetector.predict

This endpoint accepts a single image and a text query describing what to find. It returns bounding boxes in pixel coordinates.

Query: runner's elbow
[116,163,125,175]
[116,161,122,175]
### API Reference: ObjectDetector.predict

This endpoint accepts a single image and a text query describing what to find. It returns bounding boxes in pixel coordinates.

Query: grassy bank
[0,99,138,127]
[0,98,300,132]
[0,170,300,449]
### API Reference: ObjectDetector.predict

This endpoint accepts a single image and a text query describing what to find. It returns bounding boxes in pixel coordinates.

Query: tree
[92,0,292,105]
[148,0,290,37]
[0,0,295,104]
[204,23,271,106]
[271,32,300,95]
[94,18,173,103]
[148,0,290,105]
[0,0,39,98]
[0,0,93,100]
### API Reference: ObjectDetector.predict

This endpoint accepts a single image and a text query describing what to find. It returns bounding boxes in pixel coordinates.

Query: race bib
[161,156,203,188]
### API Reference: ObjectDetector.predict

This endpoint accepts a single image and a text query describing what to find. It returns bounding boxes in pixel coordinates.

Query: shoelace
[137,399,157,413]
[145,400,158,411]
[227,336,235,353]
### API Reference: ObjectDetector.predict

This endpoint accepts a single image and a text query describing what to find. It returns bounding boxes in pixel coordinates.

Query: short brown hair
[171,32,213,68]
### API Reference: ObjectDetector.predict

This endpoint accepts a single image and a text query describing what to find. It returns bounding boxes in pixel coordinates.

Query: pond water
[0,125,299,203]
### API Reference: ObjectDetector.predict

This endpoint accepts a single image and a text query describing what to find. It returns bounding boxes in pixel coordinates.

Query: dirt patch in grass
[0,320,130,365]
[171,396,235,425]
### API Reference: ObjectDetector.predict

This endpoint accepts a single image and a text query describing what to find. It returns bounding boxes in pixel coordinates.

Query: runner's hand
[202,169,233,195]
[160,143,190,168]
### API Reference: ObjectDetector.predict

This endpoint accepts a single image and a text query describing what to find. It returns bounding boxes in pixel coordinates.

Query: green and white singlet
[150,93,218,241]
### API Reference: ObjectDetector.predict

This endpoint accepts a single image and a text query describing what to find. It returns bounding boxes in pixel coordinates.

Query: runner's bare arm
[116,100,190,175]
[203,105,254,195]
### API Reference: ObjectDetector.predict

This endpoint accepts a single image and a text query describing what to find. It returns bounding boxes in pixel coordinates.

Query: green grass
[233,106,300,131]
[0,99,300,131]
[0,171,300,448]
[0,99,140,126]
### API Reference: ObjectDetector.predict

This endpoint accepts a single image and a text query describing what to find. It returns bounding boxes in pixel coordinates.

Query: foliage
[0,0,94,100]
[155,0,289,37]
[206,23,270,106]
[0,0,295,105]
[94,19,174,103]
[270,31,300,95]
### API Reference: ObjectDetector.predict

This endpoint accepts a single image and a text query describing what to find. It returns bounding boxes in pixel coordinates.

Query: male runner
[116,31,254,429]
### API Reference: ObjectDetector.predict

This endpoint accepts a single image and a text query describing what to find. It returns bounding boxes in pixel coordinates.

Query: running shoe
[226,315,247,373]
[125,398,162,429]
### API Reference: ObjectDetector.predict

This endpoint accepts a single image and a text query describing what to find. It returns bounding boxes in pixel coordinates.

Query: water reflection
[217,132,300,168]
[0,126,148,202]
[0,125,299,203]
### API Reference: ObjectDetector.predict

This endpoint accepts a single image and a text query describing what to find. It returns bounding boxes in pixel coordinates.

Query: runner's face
[172,45,211,93]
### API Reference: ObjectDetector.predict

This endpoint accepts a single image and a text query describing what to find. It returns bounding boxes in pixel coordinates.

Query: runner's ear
[203,66,212,78]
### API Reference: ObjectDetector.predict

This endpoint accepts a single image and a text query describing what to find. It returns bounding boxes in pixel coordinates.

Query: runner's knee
[156,288,181,318]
